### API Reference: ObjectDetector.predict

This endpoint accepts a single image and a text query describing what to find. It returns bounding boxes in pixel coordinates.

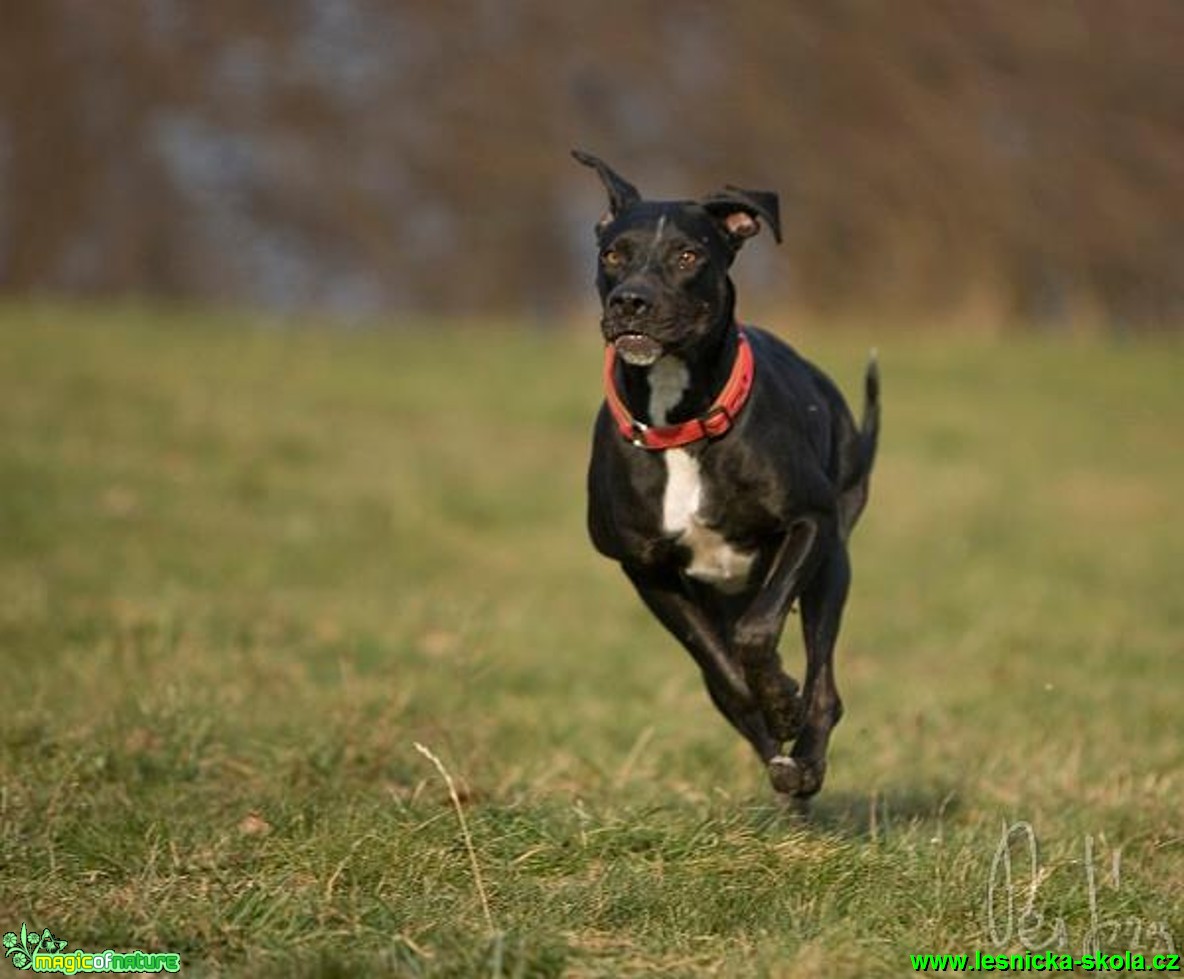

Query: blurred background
[1,0,1181,332]
[2,7,1182,969]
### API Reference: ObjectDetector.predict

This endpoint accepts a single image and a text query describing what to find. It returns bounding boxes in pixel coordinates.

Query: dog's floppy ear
[701,185,782,247]
[572,150,641,227]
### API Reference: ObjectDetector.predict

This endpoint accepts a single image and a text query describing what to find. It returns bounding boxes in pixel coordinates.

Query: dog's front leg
[776,541,850,798]
[732,518,825,747]
[624,565,782,761]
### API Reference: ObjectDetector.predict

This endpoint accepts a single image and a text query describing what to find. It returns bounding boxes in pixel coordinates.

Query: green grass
[1,304,1180,977]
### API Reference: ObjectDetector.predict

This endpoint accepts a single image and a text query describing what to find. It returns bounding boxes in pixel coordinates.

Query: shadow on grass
[742,780,964,841]
[811,781,963,838]
[250,930,568,979]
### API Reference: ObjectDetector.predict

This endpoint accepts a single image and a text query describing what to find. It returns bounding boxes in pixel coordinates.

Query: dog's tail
[860,350,881,474]
[837,351,880,539]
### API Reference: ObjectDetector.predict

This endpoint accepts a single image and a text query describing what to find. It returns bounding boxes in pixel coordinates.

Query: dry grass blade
[413,741,495,934]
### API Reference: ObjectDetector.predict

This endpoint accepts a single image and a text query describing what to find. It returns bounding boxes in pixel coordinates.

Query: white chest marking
[647,358,756,593]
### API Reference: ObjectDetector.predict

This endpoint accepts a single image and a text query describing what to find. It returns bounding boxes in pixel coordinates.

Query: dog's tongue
[613,333,663,366]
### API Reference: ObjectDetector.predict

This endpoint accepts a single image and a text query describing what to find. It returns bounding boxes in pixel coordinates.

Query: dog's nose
[608,287,653,318]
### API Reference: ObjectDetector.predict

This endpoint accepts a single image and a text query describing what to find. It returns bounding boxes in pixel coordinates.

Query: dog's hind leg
[768,542,849,798]
[624,565,779,760]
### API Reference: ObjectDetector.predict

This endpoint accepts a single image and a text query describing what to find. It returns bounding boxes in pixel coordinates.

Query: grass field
[1,304,1180,977]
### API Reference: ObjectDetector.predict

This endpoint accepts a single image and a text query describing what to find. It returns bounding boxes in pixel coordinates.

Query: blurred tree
[0,0,1180,330]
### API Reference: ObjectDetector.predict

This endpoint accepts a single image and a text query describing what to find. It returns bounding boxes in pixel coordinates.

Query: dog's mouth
[611,332,664,367]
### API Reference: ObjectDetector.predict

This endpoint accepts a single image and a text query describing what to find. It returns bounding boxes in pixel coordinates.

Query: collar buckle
[629,419,650,447]
[699,404,733,439]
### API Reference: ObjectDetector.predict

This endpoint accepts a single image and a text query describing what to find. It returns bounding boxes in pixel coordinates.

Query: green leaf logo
[38,930,65,955]
[2,923,62,971]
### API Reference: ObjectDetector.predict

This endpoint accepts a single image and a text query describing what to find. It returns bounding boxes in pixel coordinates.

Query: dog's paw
[767,755,826,798]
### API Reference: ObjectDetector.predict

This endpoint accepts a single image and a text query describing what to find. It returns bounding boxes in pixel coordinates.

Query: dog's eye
[601,248,624,269]
[676,249,700,270]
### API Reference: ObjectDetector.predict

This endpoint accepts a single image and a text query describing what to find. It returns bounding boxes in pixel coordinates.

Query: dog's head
[573,150,781,366]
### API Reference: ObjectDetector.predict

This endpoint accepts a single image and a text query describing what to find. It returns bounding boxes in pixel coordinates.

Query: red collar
[603,327,755,450]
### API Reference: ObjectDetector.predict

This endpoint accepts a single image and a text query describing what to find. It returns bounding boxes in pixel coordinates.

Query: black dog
[574,150,879,799]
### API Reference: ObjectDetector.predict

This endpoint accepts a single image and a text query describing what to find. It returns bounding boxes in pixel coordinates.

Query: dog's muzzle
[603,284,666,365]
[610,332,663,366]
